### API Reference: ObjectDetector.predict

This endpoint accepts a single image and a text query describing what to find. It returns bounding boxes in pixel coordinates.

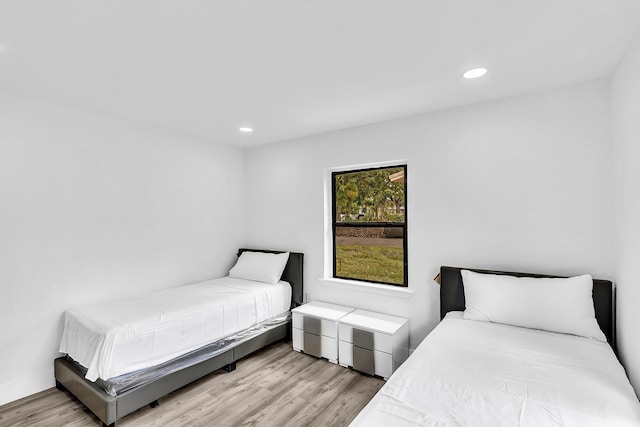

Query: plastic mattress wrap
[66,312,290,397]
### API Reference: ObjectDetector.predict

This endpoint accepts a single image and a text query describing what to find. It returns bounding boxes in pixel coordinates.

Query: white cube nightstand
[338,309,409,380]
[292,301,355,364]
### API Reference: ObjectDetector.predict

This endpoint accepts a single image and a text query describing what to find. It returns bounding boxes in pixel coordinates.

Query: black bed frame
[54,249,303,427]
[439,266,615,351]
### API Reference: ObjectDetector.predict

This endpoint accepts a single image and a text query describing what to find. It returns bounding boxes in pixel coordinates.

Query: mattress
[59,276,291,381]
[71,313,291,396]
[351,312,640,427]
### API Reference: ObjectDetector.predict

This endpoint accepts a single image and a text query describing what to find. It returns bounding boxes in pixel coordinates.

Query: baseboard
[0,369,54,407]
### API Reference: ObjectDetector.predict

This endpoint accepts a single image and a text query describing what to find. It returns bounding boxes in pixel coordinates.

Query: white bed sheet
[351,312,640,427]
[59,276,291,381]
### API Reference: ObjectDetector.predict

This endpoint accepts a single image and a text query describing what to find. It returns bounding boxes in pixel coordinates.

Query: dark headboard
[440,266,615,350]
[237,248,304,309]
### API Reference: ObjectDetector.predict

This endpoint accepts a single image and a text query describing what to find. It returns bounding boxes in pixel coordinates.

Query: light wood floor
[0,341,385,427]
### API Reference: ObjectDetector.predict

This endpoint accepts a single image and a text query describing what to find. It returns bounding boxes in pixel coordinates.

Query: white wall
[0,94,245,405]
[612,31,640,395]
[0,75,622,406]
[244,80,614,352]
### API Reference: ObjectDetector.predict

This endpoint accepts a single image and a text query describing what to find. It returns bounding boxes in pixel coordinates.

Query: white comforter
[351,312,640,427]
[59,276,291,381]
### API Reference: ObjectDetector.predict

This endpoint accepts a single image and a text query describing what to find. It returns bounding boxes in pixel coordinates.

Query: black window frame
[331,164,408,287]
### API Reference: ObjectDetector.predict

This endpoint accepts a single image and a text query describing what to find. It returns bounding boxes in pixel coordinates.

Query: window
[332,165,407,286]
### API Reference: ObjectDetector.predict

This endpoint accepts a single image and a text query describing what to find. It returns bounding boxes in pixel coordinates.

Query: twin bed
[56,255,640,426]
[351,266,640,426]
[54,249,303,427]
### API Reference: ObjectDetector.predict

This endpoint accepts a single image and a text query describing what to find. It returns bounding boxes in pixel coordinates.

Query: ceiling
[0,1,639,147]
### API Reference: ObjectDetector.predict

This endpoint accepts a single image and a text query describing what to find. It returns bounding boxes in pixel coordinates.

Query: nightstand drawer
[353,345,374,376]
[339,324,393,354]
[353,328,374,350]
[338,340,392,379]
[302,331,321,358]
[293,328,338,361]
[292,313,337,338]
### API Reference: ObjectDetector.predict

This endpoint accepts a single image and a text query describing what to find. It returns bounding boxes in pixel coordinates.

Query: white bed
[352,267,640,426]
[351,312,640,426]
[59,276,291,381]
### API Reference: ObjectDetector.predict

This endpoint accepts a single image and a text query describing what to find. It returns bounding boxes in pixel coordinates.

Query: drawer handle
[303,332,321,357]
[303,316,321,335]
[353,328,374,350]
[352,345,374,375]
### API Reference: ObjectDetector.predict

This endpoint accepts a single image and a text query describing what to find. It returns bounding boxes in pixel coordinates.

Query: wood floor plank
[0,388,100,427]
[0,342,385,427]
[279,366,366,426]
[237,392,309,427]
[308,374,383,427]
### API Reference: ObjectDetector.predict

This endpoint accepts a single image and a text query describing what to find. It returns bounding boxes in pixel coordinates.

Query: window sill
[318,278,414,299]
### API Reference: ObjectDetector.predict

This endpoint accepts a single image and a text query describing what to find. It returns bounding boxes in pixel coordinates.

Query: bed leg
[223,361,236,372]
[55,380,66,392]
[149,399,160,408]
[103,423,115,427]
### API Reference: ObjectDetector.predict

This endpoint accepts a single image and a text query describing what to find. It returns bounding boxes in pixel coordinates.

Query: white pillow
[461,270,606,342]
[229,251,290,285]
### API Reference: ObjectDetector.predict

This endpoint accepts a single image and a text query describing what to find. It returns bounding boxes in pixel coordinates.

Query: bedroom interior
[2,1,640,426]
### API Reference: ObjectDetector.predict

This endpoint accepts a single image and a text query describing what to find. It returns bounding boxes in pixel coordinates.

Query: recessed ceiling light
[239,127,253,133]
[463,68,488,79]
